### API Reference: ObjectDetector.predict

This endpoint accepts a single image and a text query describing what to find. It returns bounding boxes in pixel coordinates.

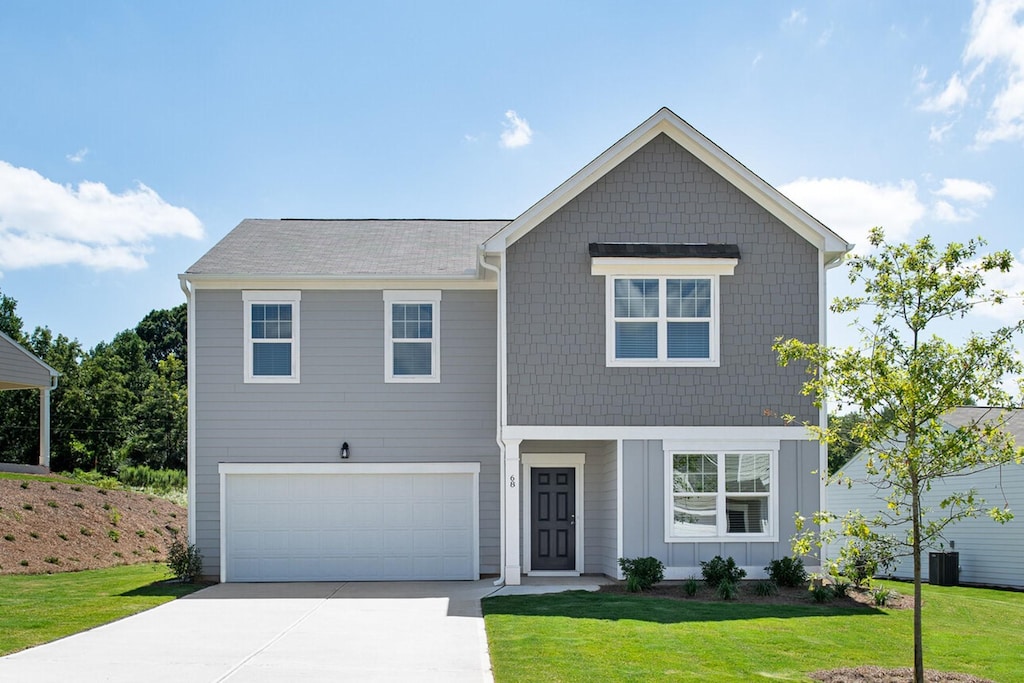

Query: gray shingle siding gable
[192,288,500,577]
[505,133,819,427]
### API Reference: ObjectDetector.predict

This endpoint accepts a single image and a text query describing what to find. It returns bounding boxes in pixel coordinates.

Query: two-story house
[180,107,850,584]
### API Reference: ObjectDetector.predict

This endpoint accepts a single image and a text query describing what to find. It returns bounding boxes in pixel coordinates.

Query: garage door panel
[224,468,478,582]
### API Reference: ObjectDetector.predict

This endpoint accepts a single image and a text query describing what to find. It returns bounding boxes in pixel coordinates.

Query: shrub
[80,527,93,537]
[29,531,39,539]
[21,503,33,511]
[167,539,203,583]
[70,469,121,490]
[46,500,58,508]
[74,502,84,509]
[108,507,122,526]
[701,555,746,587]
[108,529,120,542]
[57,532,68,541]
[118,465,187,493]
[19,481,28,489]
[765,556,808,587]
[44,556,60,565]
[19,560,28,567]
[716,579,738,600]
[618,556,665,592]
[872,586,897,606]
[682,577,699,597]
[136,529,147,538]
[3,534,14,541]
[811,584,835,603]
[831,580,851,597]
[753,580,779,597]
[835,537,898,587]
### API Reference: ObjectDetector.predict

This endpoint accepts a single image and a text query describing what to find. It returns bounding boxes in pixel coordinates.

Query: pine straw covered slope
[0,477,186,574]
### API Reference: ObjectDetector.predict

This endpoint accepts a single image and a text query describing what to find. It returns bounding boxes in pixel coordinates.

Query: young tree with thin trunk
[775,228,1024,683]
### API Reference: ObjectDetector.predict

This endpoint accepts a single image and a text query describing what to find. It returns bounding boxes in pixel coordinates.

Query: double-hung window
[664,445,776,541]
[612,277,714,362]
[384,290,441,383]
[243,291,300,383]
[590,246,737,368]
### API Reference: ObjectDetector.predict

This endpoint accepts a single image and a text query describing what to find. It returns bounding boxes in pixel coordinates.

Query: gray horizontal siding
[506,133,819,427]
[0,339,51,388]
[622,438,819,574]
[193,288,499,577]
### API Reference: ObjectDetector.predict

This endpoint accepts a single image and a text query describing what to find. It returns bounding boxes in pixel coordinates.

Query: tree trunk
[912,478,924,683]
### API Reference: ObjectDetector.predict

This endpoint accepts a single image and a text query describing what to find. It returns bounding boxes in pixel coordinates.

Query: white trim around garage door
[219,462,480,582]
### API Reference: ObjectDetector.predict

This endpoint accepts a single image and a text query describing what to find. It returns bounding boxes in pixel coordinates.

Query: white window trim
[663,441,778,543]
[383,290,441,383]
[602,274,722,367]
[243,290,300,384]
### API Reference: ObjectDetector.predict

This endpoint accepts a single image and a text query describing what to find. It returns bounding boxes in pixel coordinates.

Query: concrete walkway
[0,577,607,682]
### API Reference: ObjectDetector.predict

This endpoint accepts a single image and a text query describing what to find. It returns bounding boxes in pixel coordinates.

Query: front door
[531,467,576,571]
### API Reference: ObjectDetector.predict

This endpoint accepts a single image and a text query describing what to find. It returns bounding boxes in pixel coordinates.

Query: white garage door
[220,463,479,582]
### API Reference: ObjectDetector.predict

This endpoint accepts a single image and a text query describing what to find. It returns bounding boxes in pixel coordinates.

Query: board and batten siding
[520,440,619,576]
[621,438,819,575]
[192,288,499,578]
[826,455,1024,588]
[505,133,819,428]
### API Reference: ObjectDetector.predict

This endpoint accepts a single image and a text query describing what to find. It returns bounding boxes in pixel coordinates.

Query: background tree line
[0,288,186,474]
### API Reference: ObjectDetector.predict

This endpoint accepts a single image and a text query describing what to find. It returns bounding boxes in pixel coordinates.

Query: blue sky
[1,1,1022,351]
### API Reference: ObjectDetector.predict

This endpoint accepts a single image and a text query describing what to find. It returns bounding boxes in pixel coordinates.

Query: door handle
[570,514,576,526]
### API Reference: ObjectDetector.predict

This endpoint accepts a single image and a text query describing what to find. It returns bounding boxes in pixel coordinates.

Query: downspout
[178,275,198,545]
[478,247,506,587]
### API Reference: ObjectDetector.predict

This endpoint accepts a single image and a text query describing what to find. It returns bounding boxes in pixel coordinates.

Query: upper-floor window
[243,291,300,383]
[611,276,715,363]
[384,290,441,383]
[590,245,738,368]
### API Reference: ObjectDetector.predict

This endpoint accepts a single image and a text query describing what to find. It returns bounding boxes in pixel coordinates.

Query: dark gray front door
[531,467,575,571]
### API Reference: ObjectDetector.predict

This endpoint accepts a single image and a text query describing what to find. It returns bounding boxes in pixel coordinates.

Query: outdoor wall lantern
[340,442,350,459]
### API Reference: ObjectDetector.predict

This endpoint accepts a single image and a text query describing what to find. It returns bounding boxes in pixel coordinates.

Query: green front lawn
[0,564,204,656]
[483,581,1022,682]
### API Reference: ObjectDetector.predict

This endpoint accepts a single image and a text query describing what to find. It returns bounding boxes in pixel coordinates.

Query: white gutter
[478,247,506,587]
[178,275,198,545]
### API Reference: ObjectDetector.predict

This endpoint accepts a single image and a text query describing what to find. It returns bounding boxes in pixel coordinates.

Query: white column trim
[503,439,523,585]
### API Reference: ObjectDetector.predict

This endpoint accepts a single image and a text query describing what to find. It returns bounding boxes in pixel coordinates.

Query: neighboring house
[826,407,1024,589]
[0,330,58,470]
[180,107,851,583]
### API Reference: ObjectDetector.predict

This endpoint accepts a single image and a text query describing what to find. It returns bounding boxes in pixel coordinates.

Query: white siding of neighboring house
[825,452,1024,588]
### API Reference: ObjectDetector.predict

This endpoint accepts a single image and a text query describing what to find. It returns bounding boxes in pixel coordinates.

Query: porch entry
[530,467,576,570]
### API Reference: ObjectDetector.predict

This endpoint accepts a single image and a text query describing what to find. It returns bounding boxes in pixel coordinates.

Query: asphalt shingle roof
[186,219,510,278]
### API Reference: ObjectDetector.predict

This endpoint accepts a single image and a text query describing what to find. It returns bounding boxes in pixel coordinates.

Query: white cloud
[817,24,834,47]
[66,148,88,164]
[934,178,995,203]
[499,110,533,149]
[752,52,763,68]
[780,177,926,250]
[782,9,807,28]
[937,0,1024,145]
[928,121,955,142]
[933,199,977,223]
[919,72,969,113]
[0,161,203,272]
[973,248,1024,324]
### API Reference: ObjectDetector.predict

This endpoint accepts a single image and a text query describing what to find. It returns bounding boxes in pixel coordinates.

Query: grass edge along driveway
[482,581,1022,682]
[0,563,203,656]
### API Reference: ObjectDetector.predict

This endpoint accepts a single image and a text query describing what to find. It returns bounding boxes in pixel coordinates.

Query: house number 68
[509,475,516,488]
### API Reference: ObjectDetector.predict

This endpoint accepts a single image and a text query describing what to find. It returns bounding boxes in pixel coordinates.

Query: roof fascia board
[182,274,497,291]
[484,108,850,260]
[0,330,59,383]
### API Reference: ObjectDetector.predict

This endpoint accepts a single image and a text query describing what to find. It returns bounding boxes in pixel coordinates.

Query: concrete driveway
[0,580,507,682]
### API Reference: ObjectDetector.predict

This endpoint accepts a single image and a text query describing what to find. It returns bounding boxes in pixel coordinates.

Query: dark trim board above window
[589,243,740,259]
